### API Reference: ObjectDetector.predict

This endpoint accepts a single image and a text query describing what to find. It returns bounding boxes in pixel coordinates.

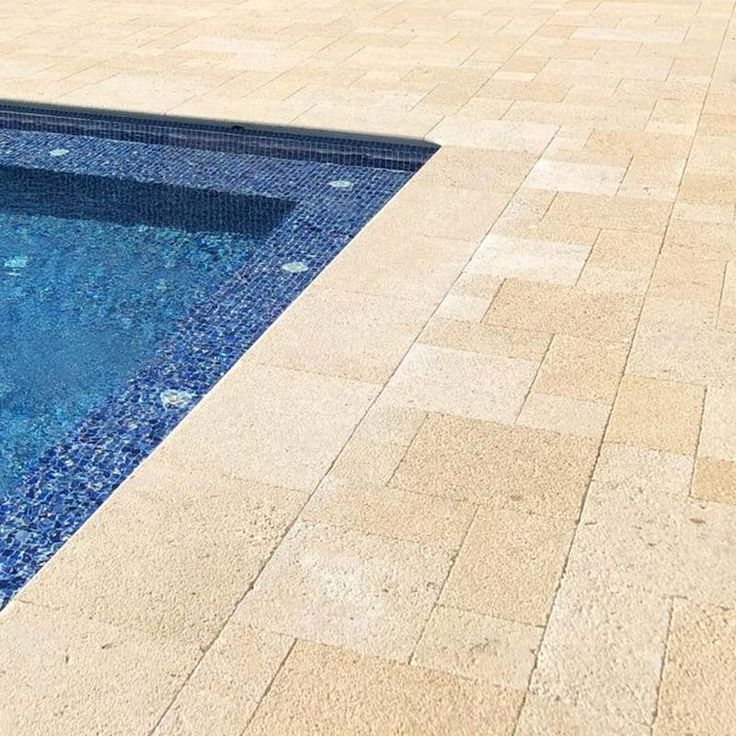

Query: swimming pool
[0,104,436,606]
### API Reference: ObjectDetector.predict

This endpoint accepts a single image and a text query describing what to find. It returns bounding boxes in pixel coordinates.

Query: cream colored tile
[378,181,509,242]
[19,460,304,647]
[699,386,736,461]
[534,334,629,403]
[301,477,475,550]
[419,317,551,361]
[530,577,670,724]
[244,641,522,735]
[313,228,477,303]
[654,601,736,736]
[249,288,430,383]
[429,117,558,154]
[692,456,736,506]
[649,249,726,305]
[155,363,379,492]
[485,280,641,344]
[0,601,199,736]
[351,400,426,447]
[606,375,704,455]
[153,625,293,736]
[518,392,610,439]
[517,694,650,736]
[327,436,407,487]
[412,146,535,191]
[392,414,598,518]
[234,522,452,661]
[441,508,574,626]
[413,605,542,690]
[544,192,672,233]
[468,234,590,285]
[524,159,625,195]
[383,343,538,424]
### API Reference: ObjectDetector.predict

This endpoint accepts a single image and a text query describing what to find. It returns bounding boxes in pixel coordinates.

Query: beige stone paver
[17,459,304,648]
[653,601,736,736]
[606,374,704,455]
[0,600,200,735]
[153,625,293,736]
[233,521,452,662]
[244,641,521,735]
[2,0,736,732]
[413,605,542,690]
[382,343,539,424]
[391,414,598,518]
[440,508,575,626]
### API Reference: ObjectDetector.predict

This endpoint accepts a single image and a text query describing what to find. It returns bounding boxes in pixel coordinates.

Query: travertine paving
[1,0,736,733]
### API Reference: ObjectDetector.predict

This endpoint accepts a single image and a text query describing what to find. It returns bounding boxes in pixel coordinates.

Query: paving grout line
[407,505,480,666]
[650,596,676,734]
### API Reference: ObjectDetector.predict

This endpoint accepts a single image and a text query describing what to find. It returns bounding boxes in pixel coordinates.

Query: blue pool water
[0,105,436,605]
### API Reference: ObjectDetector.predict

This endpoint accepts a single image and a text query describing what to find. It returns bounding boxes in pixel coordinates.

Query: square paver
[441,507,575,625]
[383,343,539,424]
[606,375,704,455]
[534,334,629,403]
[234,522,453,661]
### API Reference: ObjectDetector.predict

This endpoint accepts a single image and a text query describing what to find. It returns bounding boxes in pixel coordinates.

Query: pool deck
[1,1,736,734]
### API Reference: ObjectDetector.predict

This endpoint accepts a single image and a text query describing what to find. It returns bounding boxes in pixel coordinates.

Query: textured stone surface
[3,0,736,731]
[413,605,542,690]
[153,625,293,736]
[244,641,522,735]
[441,508,574,625]
[0,601,199,736]
[234,522,452,661]
[392,414,598,518]
[654,601,736,736]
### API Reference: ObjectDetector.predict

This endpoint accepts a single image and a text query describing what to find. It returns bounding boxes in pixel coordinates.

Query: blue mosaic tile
[0,103,437,607]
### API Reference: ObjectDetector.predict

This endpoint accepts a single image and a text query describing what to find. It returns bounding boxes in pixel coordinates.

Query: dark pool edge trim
[0,99,439,173]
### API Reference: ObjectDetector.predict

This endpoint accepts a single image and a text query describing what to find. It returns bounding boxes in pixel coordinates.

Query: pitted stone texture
[441,507,574,626]
[234,522,452,662]
[247,288,431,383]
[383,343,539,424]
[534,335,629,403]
[485,280,642,344]
[244,641,522,735]
[155,363,380,492]
[413,605,542,690]
[0,600,199,736]
[153,625,293,736]
[653,601,736,736]
[606,375,704,455]
[18,460,304,647]
[530,577,670,724]
[517,695,650,736]
[302,477,475,550]
[392,414,598,518]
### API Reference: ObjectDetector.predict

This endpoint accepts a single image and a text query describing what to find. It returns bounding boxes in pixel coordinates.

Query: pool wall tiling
[0,104,437,607]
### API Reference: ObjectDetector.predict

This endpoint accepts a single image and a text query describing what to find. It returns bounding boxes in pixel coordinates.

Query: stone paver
[2,0,736,732]
[244,640,522,736]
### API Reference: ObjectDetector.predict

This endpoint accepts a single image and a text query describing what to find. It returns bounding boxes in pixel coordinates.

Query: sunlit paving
[1,0,735,734]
